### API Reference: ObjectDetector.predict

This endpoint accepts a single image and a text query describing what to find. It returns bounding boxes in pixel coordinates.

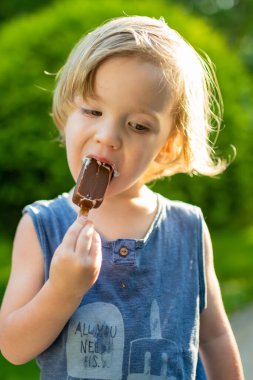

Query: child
[0,15,244,379]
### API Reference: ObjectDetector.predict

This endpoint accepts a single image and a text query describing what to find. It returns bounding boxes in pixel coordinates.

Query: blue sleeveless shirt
[24,192,207,380]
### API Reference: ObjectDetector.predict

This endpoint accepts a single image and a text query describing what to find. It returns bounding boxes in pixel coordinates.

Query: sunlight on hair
[52,15,229,180]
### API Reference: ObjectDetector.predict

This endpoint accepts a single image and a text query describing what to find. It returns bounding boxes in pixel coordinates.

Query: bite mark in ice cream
[72,157,113,216]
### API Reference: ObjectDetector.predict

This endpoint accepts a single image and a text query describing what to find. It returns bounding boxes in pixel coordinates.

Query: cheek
[127,150,154,178]
[64,137,81,181]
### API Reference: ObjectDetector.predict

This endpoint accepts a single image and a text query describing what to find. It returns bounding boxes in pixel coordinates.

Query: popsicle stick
[79,206,90,217]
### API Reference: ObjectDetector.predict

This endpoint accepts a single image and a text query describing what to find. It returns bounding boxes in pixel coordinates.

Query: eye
[80,108,102,117]
[128,121,149,133]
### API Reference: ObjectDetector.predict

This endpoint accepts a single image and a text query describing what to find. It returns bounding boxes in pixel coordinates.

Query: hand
[49,217,102,300]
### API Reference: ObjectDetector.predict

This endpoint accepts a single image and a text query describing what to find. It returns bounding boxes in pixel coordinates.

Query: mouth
[84,155,120,178]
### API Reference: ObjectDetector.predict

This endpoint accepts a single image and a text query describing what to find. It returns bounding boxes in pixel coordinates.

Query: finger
[89,231,102,268]
[75,221,95,255]
[61,216,88,251]
[89,231,102,259]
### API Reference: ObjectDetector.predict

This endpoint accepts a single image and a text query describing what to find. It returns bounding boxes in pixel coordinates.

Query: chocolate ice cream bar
[72,157,113,216]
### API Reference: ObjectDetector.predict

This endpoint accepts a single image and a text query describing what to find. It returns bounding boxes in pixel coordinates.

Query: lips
[85,154,120,177]
[86,154,113,167]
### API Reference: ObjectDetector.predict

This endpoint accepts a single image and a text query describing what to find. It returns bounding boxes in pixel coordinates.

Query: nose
[94,123,122,150]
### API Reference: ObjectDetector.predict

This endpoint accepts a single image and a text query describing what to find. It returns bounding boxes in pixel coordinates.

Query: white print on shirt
[66,300,178,379]
[66,302,124,379]
[127,300,178,380]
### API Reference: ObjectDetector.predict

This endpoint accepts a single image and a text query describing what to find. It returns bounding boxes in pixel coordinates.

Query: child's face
[65,55,173,199]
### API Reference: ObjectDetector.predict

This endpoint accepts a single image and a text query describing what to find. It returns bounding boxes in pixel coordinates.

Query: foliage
[0,0,253,234]
[174,0,253,71]
[0,355,39,380]
[213,226,253,313]
[0,0,54,24]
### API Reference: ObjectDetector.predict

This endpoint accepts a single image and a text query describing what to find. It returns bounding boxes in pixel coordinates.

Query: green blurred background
[0,0,252,377]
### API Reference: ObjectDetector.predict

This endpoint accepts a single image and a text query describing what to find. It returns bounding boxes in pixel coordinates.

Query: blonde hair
[52,15,227,181]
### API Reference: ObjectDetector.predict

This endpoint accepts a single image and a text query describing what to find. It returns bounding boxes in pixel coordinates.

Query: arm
[199,222,244,379]
[0,214,102,365]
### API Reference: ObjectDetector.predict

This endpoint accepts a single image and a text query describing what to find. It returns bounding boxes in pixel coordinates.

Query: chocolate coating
[72,157,113,214]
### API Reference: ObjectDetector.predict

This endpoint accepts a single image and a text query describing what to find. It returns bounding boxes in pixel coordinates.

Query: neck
[67,185,158,240]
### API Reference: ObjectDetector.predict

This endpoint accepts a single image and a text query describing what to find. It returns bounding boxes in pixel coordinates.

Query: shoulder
[5,212,44,296]
[156,193,205,257]
[14,212,43,258]
[23,193,69,217]
[0,212,45,325]
[15,211,37,238]
[22,193,76,255]
[158,192,202,213]
[157,193,204,229]
[23,193,74,228]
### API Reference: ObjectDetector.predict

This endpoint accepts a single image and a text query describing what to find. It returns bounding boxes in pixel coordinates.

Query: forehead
[91,55,172,112]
